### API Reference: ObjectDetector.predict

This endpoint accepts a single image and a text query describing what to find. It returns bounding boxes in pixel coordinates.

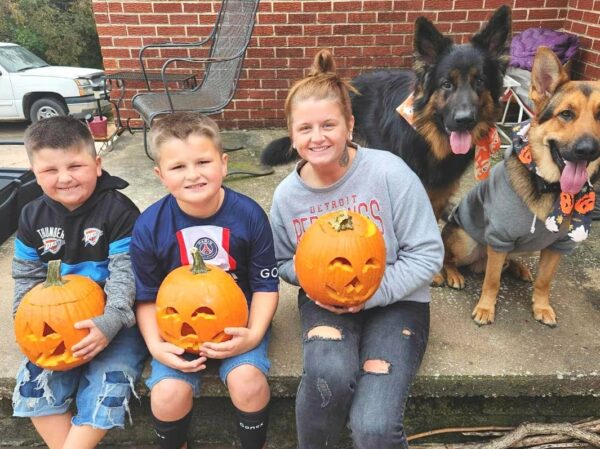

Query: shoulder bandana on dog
[511,121,595,242]
[397,93,501,180]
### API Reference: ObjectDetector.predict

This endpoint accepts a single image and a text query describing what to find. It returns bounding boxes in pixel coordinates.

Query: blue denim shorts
[12,326,148,429]
[145,329,271,397]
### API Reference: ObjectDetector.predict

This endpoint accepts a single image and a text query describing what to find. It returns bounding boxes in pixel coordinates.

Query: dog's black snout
[454,108,477,128]
[573,136,600,161]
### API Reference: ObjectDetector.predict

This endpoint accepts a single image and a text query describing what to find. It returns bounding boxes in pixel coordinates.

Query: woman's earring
[348,133,353,141]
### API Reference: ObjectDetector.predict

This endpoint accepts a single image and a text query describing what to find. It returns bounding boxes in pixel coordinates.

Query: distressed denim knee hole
[18,364,54,402]
[101,396,125,407]
[12,361,79,417]
[402,328,413,338]
[363,359,390,374]
[306,326,342,341]
[92,370,137,426]
[105,371,129,384]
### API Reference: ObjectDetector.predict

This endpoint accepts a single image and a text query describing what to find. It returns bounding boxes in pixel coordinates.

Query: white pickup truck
[0,43,109,122]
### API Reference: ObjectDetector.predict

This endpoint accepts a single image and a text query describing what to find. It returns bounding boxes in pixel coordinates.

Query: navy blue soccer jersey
[131,187,279,303]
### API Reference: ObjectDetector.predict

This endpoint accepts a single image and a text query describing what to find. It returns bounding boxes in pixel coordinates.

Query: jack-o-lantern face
[574,191,596,214]
[518,144,533,165]
[560,192,575,214]
[295,210,386,307]
[14,260,105,371]
[156,248,249,354]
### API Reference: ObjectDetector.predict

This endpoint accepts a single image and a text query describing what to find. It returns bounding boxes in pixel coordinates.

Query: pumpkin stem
[190,247,210,274]
[44,260,65,287]
[329,211,353,231]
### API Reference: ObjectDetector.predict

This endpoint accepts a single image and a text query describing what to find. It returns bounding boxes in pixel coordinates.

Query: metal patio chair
[132,0,260,163]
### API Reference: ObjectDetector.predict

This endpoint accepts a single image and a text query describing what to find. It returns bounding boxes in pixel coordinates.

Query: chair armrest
[138,31,216,90]
[160,50,249,78]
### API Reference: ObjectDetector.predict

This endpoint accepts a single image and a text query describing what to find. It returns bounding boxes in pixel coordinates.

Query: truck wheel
[30,98,68,122]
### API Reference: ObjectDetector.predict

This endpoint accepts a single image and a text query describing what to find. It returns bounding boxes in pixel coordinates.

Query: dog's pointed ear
[471,5,511,57]
[530,47,570,112]
[414,16,453,64]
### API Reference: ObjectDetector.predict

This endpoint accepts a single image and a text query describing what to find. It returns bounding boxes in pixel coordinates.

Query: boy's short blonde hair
[24,116,96,162]
[149,112,223,163]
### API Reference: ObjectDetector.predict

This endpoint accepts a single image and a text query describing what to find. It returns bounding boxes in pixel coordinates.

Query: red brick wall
[563,0,600,80]
[94,0,582,129]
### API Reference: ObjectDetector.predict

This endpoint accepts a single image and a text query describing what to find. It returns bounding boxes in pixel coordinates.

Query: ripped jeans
[296,290,429,449]
[12,325,148,429]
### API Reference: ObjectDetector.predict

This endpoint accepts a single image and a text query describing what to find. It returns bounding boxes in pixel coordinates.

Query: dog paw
[533,306,557,327]
[431,273,445,287]
[506,259,533,283]
[472,305,495,325]
[446,271,465,289]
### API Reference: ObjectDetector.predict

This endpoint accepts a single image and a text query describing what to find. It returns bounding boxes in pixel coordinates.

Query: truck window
[0,46,49,72]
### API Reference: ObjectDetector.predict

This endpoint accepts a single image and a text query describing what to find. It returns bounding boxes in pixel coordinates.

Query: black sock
[152,409,192,449]
[235,403,270,449]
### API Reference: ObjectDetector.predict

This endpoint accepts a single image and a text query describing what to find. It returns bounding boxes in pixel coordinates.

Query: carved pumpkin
[156,248,248,354]
[560,192,574,214]
[574,191,596,214]
[295,210,386,307]
[14,260,105,371]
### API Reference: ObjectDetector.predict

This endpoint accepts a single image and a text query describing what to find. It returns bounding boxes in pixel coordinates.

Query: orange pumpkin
[14,260,105,371]
[156,248,248,354]
[295,210,386,308]
[574,191,596,214]
[560,192,574,214]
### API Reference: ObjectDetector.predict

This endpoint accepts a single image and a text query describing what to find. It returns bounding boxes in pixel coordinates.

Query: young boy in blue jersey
[131,112,279,449]
[12,116,148,449]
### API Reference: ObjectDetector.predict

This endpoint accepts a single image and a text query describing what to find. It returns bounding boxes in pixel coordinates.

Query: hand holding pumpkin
[315,301,365,315]
[71,320,108,360]
[150,340,207,373]
[200,326,259,359]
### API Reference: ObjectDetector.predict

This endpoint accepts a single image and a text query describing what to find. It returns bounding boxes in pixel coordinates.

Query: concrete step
[0,444,459,449]
[1,446,248,449]
[1,130,599,448]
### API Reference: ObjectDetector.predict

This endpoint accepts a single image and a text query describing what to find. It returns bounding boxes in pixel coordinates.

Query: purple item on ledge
[510,28,580,71]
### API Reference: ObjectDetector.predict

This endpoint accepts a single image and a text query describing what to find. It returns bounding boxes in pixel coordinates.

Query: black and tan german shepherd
[261,6,511,219]
[440,47,600,327]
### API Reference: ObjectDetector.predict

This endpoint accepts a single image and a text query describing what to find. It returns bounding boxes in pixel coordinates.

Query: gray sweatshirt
[449,161,577,254]
[270,147,444,308]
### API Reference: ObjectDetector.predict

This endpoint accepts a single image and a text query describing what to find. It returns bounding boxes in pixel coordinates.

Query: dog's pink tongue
[560,160,588,194]
[449,131,472,154]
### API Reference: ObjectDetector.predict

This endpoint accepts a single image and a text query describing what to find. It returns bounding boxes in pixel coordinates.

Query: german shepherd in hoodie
[441,47,600,327]
[261,6,511,219]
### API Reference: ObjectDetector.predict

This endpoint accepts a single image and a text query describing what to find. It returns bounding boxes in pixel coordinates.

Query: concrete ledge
[1,130,599,447]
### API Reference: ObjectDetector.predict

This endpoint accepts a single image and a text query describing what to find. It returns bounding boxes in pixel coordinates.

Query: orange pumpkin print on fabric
[518,145,532,165]
[14,260,105,371]
[574,191,596,214]
[474,127,502,180]
[295,210,386,308]
[560,192,574,214]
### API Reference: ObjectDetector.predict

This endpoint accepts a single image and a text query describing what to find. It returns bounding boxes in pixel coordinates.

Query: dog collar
[397,92,501,181]
[511,121,595,242]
